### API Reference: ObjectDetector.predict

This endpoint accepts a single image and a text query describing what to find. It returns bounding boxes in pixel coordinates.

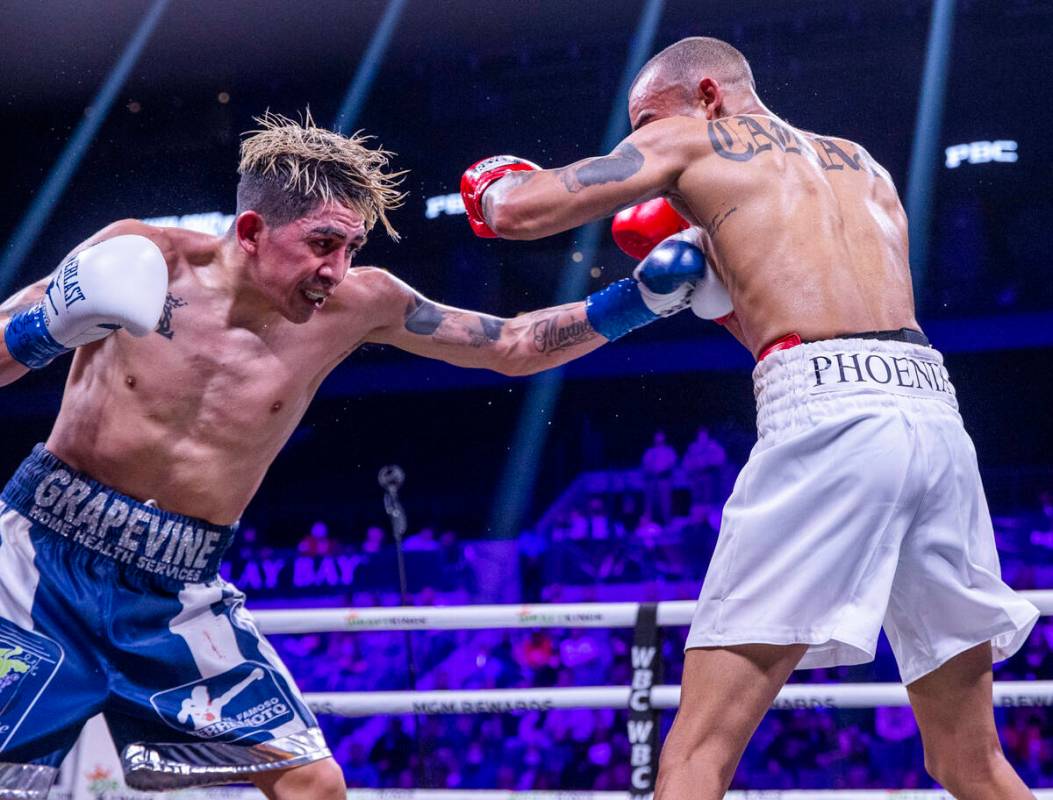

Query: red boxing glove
[611,198,689,259]
[460,155,541,238]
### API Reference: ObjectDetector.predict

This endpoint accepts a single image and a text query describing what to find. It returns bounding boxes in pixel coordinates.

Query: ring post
[628,602,661,800]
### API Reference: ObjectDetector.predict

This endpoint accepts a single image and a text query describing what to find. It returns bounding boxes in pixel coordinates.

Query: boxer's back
[676,114,917,356]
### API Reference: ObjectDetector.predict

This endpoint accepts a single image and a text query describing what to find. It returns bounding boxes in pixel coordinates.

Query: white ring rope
[242,593,1053,799]
[253,590,1053,634]
[303,680,1053,718]
[163,788,1053,799]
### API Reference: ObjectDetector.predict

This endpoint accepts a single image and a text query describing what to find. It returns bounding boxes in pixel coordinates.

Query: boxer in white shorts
[688,335,1036,686]
[459,35,1039,800]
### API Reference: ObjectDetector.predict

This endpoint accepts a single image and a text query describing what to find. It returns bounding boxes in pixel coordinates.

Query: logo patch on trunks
[150,662,294,741]
[808,351,955,400]
[0,618,65,750]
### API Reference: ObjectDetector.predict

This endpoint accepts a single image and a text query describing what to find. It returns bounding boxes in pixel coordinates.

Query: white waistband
[752,338,959,438]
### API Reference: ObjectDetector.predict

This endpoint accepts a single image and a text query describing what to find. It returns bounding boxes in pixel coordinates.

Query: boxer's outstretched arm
[482,117,702,240]
[363,271,604,376]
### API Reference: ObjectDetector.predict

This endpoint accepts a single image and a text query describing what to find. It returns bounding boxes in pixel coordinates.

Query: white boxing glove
[690,263,734,322]
[4,235,169,368]
[645,226,734,323]
[630,229,708,317]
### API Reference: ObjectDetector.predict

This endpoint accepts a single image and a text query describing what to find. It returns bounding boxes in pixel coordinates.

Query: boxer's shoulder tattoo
[531,313,597,354]
[558,142,644,193]
[708,116,880,174]
[403,296,505,348]
[155,293,188,340]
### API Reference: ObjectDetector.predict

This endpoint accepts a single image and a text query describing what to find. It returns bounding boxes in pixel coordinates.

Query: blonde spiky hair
[237,110,407,240]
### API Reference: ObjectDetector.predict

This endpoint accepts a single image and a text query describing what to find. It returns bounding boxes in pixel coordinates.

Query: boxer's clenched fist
[460,156,541,238]
[586,231,708,341]
[611,197,689,259]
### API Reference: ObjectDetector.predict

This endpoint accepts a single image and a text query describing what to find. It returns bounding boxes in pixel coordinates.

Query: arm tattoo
[404,296,444,335]
[480,316,504,342]
[531,315,597,353]
[404,296,505,348]
[155,293,188,340]
[558,142,644,193]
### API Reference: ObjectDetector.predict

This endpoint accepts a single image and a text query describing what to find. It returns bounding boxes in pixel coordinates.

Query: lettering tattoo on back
[704,206,739,238]
[558,142,645,193]
[155,293,188,340]
[707,116,882,175]
[404,296,505,348]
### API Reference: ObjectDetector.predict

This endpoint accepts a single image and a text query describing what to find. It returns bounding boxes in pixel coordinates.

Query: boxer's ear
[235,211,265,256]
[697,78,724,120]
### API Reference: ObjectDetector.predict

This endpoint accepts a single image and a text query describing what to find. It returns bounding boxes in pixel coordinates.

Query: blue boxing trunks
[0,445,329,797]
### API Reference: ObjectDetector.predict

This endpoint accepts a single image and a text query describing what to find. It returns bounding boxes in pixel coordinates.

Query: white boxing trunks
[685,336,1039,684]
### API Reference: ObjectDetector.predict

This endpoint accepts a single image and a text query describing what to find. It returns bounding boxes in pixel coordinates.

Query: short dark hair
[236,172,323,229]
[236,111,406,239]
[633,36,755,95]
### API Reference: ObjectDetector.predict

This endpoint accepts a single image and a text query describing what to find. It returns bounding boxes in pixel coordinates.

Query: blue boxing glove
[586,230,706,341]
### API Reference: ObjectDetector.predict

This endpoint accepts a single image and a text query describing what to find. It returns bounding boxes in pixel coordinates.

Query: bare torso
[46,227,381,525]
[669,114,917,356]
[28,219,602,526]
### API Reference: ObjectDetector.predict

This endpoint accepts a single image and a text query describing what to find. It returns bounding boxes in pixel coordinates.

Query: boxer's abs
[45,320,328,526]
[684,119,918,357]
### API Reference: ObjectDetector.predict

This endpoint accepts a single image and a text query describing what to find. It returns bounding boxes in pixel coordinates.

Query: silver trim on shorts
[122,727,330,790]
[0,763,57,800]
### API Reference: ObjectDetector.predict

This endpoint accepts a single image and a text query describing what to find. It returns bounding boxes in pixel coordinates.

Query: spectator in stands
[336,741,379,786]
[1032,489,1053,535]
[615,492,642,532]
[586,496,611,540]
[682,425,727,510]
[403,526,440,551]
[370,717,414,776]
[641,430,677,523]
[516,630,558,680]
[518,528,548,602]
[236,525,261,560]
[362,525,385,554]
[458,741,498,788]
[674,502,718,581]
[566,509,590,541]
[298,519,339,556]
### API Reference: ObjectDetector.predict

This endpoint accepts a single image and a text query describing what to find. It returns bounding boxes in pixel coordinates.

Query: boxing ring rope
[252,589,1053,718]
[302,680,1053,717]
[253,590,1053,634]
[207,590,1053,799]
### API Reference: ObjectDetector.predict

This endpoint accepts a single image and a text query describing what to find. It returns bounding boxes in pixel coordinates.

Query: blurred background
[2,0,1052,792]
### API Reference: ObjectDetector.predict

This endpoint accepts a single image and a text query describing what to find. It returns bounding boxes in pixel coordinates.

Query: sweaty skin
[482,79,917,358]
[0,213,604,525]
